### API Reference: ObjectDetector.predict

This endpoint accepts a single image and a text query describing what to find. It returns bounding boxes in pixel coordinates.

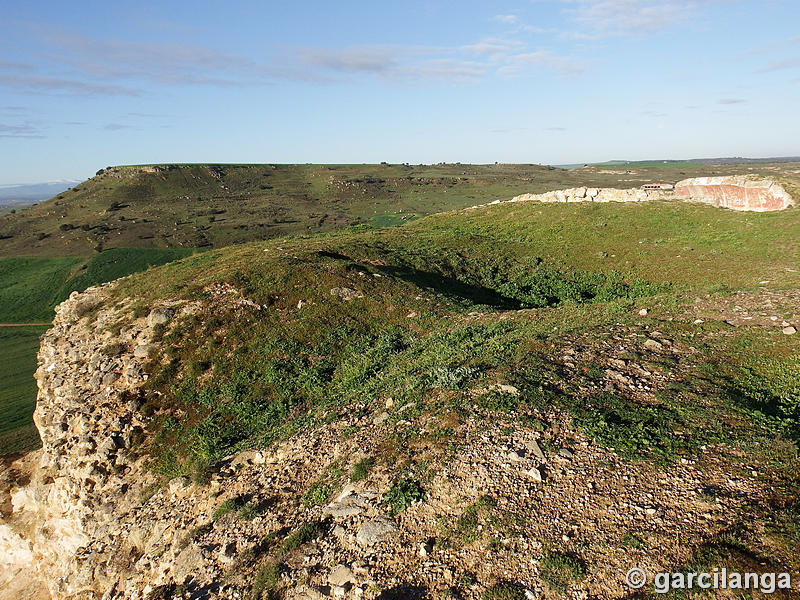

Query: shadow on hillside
[316,248,522,309]
[374,264,521,309]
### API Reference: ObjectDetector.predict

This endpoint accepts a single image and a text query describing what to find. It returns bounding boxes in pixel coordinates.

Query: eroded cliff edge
[1,287,173,598]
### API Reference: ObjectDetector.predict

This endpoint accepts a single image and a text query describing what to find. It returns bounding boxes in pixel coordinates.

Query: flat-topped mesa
[674,176,795,212]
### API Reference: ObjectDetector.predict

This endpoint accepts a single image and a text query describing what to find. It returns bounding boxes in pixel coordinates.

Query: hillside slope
[2,162,798,257]
[2,199,800,599]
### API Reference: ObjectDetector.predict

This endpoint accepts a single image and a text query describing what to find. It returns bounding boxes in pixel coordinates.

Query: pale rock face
[674,176,794,212]
[505,176,794,212]
[0,283,162,600]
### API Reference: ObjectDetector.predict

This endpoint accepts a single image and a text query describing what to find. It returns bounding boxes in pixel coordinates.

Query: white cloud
[562,0,701,37]
[492,14,520,24]
[501,50,587,77]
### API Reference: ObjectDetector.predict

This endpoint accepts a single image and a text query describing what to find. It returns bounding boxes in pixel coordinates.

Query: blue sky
[0,0,798,184]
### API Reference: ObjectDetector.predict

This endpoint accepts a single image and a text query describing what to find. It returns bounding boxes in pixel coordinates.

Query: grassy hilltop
[1,160,799,457]
[92,197,800,596]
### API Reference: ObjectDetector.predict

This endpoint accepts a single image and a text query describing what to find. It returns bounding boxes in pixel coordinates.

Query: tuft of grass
[302,481,332,507]
[483,582,526,600]
[251,562,281,600]
[621,531,645,550]
[213,496,244,520]
[539,551,587,593]
[350,457,375,482]
[277,520,327,556]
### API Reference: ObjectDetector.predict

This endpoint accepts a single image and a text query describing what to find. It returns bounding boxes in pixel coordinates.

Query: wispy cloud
[461,37,526,57]
[718,98,746,104]
[756,56,800,73]
[562,0,701,38]
[0,73,139,96]
[0,27,589,97]
[545,126,567,131]
[0,122,44,138]
[492,14,519,25]
[103,123,133,131]
[500,50,587,77]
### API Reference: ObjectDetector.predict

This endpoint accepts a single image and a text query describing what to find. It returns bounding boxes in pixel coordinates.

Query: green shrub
[302,482,331,507]
[384,479,425,515]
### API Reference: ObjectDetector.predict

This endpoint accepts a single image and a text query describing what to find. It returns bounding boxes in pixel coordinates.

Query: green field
[0,247,200,454]
[0,326,47,454]
[0,248,200,323]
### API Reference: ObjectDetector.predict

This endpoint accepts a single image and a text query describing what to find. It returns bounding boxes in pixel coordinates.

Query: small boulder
[356,516,396,546]
[526,440,545,461]
[330,287,364,301]
[782,326,797,335]
[328,564,355,587]
[148,308,174,326]
[526,467,543,482]
[644,339,663,351]
[133,344,155,358]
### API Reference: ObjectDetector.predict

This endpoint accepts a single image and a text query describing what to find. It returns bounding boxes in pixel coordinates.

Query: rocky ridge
[2,283,799,599]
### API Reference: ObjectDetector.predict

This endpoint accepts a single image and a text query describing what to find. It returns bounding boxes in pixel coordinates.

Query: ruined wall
[674,176,795,212]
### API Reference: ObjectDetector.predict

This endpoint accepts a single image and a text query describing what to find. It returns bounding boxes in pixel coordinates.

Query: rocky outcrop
[502,176,794,212]
[674,176,795,211]
[508,186,672,204]
[1,287,184,599]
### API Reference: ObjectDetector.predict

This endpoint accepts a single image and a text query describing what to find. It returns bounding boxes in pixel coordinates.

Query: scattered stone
[330,287,364,301]
[559,448,574,459]
[489,384,519,395]
[644,339,663,351]
[782,325,797,335]
[168,476,190,494]
[147,308,174,326]
[526,467,543,482]
[325,492,371,519]
[638,308,648,316]
[133,344,155,358]
[356,517,396,546]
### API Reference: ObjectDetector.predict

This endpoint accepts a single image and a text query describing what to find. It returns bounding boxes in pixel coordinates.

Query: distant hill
[2,161,798,258]
[0,181,80,208]
[557,156,800,169]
